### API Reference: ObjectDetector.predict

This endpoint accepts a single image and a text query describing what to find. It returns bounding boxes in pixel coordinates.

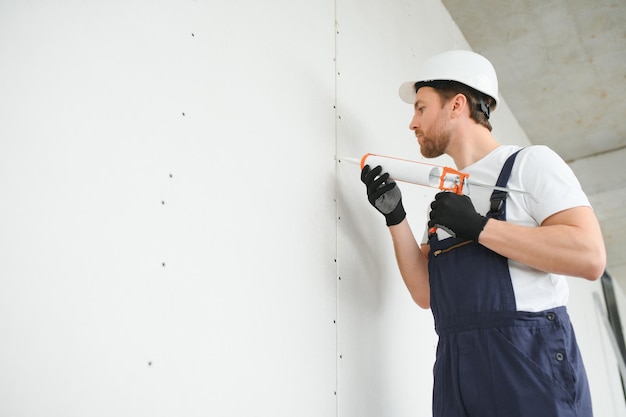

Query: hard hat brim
[399,81,418,104]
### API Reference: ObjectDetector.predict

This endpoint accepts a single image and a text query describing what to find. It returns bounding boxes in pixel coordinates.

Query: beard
[419,136,447,158]
[419,116,451,159]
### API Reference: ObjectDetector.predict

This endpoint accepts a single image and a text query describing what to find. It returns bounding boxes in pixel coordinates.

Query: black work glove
[361,165,406,226]
[428,192,488,240]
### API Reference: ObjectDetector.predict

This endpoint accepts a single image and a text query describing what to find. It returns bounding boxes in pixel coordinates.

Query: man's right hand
[360,165,406,226]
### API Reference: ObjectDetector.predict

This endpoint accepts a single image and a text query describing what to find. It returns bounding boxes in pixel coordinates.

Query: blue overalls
[428,151,593,417]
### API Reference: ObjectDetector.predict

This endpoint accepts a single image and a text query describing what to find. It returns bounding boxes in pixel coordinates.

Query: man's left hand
[428,192,489,241]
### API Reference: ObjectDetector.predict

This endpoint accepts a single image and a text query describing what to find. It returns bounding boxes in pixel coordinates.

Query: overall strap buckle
[487,149,524,220]
[488,191,508,216]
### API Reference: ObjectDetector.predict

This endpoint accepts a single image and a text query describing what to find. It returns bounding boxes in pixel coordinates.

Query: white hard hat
[399,50,499,105]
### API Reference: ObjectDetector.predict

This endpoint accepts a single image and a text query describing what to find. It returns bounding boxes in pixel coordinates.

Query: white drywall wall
[0,1,624,416]
[0,1,337,416]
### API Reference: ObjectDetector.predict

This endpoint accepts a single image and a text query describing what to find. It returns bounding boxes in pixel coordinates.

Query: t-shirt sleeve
[519,146,591,225]
[420,224,429,245]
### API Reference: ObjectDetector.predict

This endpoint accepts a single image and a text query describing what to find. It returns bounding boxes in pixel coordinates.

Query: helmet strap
[479,99,490,119]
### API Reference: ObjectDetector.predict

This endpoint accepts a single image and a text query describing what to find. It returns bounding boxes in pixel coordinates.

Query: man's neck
[447,127,500,170]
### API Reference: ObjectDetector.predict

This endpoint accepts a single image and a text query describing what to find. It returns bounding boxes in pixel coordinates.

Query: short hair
[415,80,496,131]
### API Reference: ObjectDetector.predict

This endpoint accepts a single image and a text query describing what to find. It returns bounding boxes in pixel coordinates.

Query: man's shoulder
[516,145,568,171]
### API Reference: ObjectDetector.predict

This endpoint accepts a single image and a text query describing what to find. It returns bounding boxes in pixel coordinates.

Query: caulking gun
[339,153,536,202]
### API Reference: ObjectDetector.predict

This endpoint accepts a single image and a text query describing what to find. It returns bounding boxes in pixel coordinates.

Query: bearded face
[411,88,453,159]
[417,109,452,158]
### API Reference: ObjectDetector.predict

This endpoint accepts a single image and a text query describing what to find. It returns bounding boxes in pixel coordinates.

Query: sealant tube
[360,153,442,189]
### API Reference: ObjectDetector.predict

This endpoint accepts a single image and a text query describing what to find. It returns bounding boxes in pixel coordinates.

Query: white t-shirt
[424,145,591,312]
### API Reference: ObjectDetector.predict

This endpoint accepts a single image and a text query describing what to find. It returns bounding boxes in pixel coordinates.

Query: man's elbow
[412,293,430,309]
[581,248,606,281]
[583,262,606,282]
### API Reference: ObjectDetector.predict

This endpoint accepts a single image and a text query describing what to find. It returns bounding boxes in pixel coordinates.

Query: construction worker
[361,50,606,417]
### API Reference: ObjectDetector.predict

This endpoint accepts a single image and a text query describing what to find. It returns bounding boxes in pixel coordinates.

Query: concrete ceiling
[441,0,626,289]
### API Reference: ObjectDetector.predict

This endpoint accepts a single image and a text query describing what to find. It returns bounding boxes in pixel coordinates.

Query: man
[361,50,606,417]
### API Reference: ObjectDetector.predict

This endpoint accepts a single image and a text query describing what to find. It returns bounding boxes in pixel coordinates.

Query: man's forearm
[389,219,431,308]
[478,206,606,280]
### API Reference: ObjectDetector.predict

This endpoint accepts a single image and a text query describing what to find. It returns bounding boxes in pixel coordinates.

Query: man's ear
[450,93,468,118]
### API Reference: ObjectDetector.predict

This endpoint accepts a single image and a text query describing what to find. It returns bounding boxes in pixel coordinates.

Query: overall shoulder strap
[487,148,524,220]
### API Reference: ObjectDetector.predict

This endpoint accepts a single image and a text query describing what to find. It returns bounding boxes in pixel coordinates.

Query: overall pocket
[490,324,576,408]
[428,239,516,319]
